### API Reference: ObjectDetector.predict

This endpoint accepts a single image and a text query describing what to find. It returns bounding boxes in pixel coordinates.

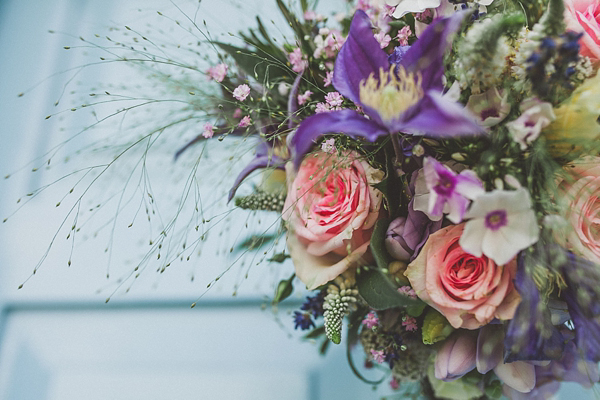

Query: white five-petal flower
[459,188,540,266]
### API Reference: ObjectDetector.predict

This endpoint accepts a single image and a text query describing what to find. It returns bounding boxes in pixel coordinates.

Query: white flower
[233,84,251,101]
[506,98,556,150]
[459,188,539,266]
[387,0,441,18]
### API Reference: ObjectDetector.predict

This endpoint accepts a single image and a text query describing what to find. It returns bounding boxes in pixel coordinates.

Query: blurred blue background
[0,1,598,399]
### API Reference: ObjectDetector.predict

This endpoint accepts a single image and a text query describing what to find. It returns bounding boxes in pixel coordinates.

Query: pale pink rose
[405,224,521,329]
[559,157,600,264]
[564,0,600,62]
[282,151,384,289]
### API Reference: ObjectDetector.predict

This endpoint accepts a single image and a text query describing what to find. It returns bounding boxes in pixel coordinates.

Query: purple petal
[476,325,504,374]
[332,10,389,104]
[228,153,284,203]
[494,361,536,393]
[400,12,468,91]
[504,252,565,362]
[435,331,478,381]
[287,72,304,130]
[397,92,484,137]
[291,109,388,169]
[388,45,411,66]
[562,253,600,362]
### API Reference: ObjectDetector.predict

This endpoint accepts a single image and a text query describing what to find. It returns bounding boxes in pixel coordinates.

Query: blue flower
[293,311,316,330]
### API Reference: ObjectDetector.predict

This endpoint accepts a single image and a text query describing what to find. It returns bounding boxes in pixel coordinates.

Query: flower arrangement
[6,0,600,397]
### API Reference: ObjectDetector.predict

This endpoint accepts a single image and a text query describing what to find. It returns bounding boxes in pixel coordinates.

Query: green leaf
[368,218,392,271]
[303,325,325,340]
[214,42,288,84]
[272,273,295,304]
[357,267,424,311]
[422,308,454,345]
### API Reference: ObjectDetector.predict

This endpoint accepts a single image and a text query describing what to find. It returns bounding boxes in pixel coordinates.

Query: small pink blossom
[397,26,412,46]
[374,31,392,49]
[233,84,251,101]
[321,138,336,154]
[202,123,214,139]
[238,116,252,128]
[370,349,385,364]
[389,377,399,390]
[362,311,379,329]
[398,286,417,299]
[303,10,323,21]
[315,102,330,113]
[402,316,418,332]
[206,63,227,83]
[233,108,243,119]
[324,71,334,87]
[297,90,313,106]
[288,47,308,73]
[325,91,343,107]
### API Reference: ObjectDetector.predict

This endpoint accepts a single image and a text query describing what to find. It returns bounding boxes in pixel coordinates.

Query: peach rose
[564,0,600,62]
[282,151,383,290]
[405,224,520,329]
[559,157,600,264]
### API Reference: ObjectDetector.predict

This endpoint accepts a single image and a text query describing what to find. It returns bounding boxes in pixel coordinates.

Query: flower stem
[391,133,403,169]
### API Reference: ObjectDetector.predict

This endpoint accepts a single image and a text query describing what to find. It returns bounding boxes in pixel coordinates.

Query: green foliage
[368,218,393,270]
[273,273,295,304]
[357,267,424,312]
[422,308,454,345]
[214,41,289,85]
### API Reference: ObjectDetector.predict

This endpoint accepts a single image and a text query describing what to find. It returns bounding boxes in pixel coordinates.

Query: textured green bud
[422,308,454,345]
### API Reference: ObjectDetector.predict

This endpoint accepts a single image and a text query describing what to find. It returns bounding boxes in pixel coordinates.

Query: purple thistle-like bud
[504,252,565,362]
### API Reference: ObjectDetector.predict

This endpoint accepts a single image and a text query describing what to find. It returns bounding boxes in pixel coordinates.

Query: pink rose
[405,224,520,329]
[564,0,600,62]
[282,151,384,289]
[559,157,600,264]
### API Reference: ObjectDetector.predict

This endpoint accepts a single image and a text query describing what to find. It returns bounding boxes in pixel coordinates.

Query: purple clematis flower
[227,140,285,202]
[291,10,483,168]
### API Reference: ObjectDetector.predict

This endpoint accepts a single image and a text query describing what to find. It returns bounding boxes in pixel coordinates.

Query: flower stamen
[359,65,423,123]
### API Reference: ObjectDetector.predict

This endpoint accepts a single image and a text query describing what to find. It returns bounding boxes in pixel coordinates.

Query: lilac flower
[206,63,227,82]
[414,157,484,223]
[459,188,540,266]
[398,286,417,299]
[374,31,392,48]
[233,84,251,101]
[202,123,214,139]
[290,10,483,168]
[362,311,379,329]
[324,91,343,107]
[402,316,418,331]
[297,90,313,106]
[397,25,412,46]
[371,349,386,363]
[324,71,334,87]
[315,102,331,113]
[288,47,307,73]
[238,116,252,128]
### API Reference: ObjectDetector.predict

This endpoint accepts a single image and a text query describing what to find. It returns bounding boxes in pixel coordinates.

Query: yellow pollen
[359,65,423,123]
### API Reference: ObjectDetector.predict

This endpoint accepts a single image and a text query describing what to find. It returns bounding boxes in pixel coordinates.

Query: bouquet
[6,0,600,398]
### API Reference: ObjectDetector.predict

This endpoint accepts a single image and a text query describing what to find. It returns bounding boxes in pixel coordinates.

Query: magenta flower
[414,157,484,224]
[371,349,386,363]
[297,90,313,106]
[288,47,307,73]
[233,84,251,101]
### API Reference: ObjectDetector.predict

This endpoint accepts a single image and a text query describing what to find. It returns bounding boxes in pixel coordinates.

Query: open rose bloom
[564,0,600,62]
[405,224,521,329]
[282,151,384,289]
